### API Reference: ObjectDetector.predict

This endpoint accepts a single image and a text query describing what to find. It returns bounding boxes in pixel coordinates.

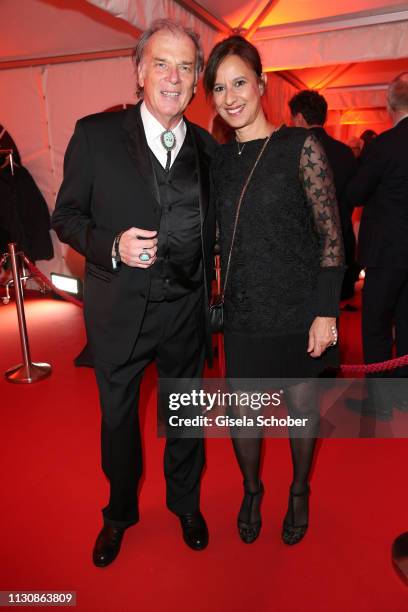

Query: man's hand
[116,228,158,268]
[307,316,337,357]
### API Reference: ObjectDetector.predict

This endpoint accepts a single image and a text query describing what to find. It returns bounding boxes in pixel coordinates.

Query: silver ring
[139,252,151,262]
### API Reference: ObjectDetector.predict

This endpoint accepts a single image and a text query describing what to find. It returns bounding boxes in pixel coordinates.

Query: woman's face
[212,54,265,131]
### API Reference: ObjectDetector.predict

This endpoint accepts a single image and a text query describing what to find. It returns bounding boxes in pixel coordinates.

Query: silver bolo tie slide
[161,129,177,173]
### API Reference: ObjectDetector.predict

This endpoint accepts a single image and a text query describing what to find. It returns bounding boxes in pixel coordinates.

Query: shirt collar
[140,101,185,144]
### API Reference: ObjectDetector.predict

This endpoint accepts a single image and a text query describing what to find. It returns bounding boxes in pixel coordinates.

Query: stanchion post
[4,243,51,384]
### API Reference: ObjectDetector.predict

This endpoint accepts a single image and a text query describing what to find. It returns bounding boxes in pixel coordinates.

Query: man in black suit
[347,73,408,408]
[289,90,358,300]
[52,19,216,566]
[348,73,408,570]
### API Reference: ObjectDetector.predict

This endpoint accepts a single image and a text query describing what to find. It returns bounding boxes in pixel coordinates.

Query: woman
[204,37,344,545]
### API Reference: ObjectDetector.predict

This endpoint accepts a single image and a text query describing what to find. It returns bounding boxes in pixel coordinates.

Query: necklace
[236,126,278,156]
[237,141,246,156]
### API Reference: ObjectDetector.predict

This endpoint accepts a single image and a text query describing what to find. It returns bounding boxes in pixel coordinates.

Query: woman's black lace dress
[212,126,345,377]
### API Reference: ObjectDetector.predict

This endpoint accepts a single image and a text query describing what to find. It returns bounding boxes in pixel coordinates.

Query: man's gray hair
[134,18,204,98]
[388,72,408,111]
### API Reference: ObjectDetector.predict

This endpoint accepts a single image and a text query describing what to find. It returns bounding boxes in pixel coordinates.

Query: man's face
[137,30,198,129]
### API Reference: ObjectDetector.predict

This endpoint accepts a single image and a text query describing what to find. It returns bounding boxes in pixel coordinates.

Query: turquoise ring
[139,252,151,262]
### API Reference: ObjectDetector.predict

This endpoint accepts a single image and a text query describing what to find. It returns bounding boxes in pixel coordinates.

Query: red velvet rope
[340,354,408,374]
[12,254,408,374]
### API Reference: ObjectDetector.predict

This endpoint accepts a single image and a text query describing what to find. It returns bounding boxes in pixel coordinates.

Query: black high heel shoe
[237,481,264,544]
[282,485,310,545]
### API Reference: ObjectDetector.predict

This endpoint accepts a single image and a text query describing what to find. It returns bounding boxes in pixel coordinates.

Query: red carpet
[0,287,407,611]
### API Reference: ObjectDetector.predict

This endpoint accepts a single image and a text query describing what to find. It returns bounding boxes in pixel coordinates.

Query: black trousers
[94,289,206,528]
[362,267,408,377]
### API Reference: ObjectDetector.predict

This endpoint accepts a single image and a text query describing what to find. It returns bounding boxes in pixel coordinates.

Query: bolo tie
[160,129,177,172]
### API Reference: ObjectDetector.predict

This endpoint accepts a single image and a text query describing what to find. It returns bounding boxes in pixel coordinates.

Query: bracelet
[330,324,338,346]
[113,231,124,265]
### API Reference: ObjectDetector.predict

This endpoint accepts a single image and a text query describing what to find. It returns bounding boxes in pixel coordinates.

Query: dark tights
[231,382,319,523]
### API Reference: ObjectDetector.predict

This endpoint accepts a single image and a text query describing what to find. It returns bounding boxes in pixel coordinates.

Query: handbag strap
[221,135,271,298]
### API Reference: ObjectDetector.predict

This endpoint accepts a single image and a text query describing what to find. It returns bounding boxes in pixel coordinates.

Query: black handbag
[210,136,271,333]
[209,294,224,333]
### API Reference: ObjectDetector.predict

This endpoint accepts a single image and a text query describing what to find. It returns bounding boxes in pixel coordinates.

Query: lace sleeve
[299,134,344,267]
[299,133,345,317]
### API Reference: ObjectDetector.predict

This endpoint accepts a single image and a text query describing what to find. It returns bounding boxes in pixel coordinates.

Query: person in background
[349,76,408,571]
[347,73,408,419]
[359,129,377,158]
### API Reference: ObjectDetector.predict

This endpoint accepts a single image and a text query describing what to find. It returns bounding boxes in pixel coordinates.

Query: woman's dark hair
[203,35,263,96]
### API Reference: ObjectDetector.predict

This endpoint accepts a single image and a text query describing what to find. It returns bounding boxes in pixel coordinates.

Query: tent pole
[0,48,135,71]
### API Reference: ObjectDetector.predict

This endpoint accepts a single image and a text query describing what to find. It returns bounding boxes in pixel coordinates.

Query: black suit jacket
[347,116,408,268]
[52,103,217,364]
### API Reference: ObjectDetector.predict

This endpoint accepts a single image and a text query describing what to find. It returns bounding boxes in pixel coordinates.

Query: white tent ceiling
[199,0,405,28]
[79,0,408,116]
[2,0,408,111]
[1,0,140,64]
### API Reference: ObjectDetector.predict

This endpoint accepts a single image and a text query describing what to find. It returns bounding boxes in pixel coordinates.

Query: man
[289,90,358,301]
[52,19,216,566]
[348,73,408,572]
[347,73,408,412]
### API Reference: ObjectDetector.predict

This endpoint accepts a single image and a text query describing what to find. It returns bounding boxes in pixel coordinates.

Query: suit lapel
[122,102,160,206]
[123,106,210,225]
[186,120,210,225]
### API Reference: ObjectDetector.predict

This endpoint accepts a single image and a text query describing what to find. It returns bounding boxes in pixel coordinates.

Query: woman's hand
[307,317,338,358]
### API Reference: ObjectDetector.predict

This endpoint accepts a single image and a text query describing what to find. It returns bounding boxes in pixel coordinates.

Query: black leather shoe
[92,525,125,567]
[179,512,209,551]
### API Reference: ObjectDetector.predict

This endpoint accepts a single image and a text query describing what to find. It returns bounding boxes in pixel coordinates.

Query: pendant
[161,130,177,152]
